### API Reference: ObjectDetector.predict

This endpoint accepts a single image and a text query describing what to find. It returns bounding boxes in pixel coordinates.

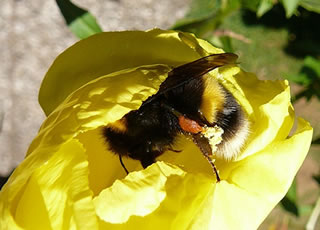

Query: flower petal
[217,67,295,159]
[1,139,99,230]
[211,118,313,230]
[28,65,171,156]
[93,162,184,224]
[94,161,216,230]
[39,29,222,116]
[0,65,171,229]
[93,118,311,230]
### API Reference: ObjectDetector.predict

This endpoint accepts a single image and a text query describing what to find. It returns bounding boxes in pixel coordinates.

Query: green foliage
[241,0,274,16]
[217,35,234,52]
[171,0,241,40]
[243,0,319,17]
[287,56,320,102]
[56,0,102,39]
[176,0,320,20]
[172,0,221,28]
[171,0,223,37]
[287,57,320,86]
[172,0,320,54]
[256,0,274,17]
[240,0,260,11]
[282,0,301,17]
[171,0,243,52]
[300,0,320,13]
[281,179,299,216]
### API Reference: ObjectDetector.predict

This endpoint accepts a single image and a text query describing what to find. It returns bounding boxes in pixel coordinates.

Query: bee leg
[202,153,221,182]
[192,133,221,182]
[119,155,129,174]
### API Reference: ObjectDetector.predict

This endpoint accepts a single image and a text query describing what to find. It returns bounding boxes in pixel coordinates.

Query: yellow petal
[39,29,223,116]
[215,67,295,159]
[206,119,312,230]
[94,162,215,230]
[28,65,171,156]
[93,118,312,230]
[93,162,184,224]
[1,139,98,230]
[226,118,313,200]
[0,65,171,229]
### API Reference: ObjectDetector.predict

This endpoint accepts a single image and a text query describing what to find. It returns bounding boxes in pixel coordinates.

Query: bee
[103,53,249,181]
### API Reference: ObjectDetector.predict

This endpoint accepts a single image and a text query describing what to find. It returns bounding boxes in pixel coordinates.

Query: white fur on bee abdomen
[216,118,250,160]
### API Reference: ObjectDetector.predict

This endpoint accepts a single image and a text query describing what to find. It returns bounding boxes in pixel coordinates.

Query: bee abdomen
[215,89,250,160]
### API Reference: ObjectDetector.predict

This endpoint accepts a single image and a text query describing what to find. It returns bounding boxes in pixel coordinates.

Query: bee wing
[142,53,238,106]
[158,53,238,96]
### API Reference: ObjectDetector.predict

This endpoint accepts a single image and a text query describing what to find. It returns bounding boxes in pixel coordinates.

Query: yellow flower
[0,29,313,230]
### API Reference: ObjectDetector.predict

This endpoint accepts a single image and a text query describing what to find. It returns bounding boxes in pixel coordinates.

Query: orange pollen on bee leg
[178,116,203,134]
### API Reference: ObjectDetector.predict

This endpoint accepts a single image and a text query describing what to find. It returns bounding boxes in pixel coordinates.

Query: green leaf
[221,0,242,13]
[219,36,234,52]
[241,0,261,12]
[172,0,221,29]
[304,56,320,77]
[56,0,102,39]
[281,179,299,216]
[257,0,274,17]
[282,0,301,18]
[300,0,320,13]
[171,0,242,39]
[285,73,311,85]
[286,56,320,86]
[69,13,103,39]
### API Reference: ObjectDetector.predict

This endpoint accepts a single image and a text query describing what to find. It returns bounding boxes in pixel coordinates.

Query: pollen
[202,126,224,154]
[178,116,203,134]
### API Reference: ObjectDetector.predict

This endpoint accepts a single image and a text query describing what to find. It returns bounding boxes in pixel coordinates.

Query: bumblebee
[103,53,249,181]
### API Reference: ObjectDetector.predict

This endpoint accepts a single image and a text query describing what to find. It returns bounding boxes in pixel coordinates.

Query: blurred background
[0,0,319,229]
